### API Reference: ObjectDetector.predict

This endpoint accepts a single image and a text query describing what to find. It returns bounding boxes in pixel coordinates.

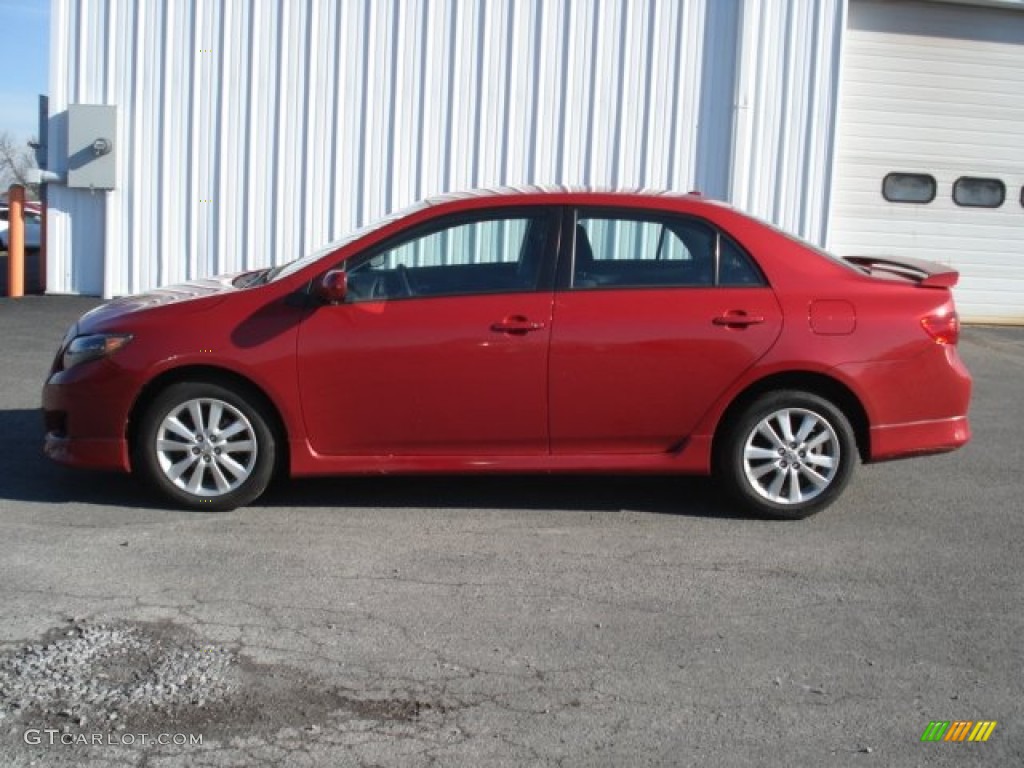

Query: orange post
[7,184,25,297]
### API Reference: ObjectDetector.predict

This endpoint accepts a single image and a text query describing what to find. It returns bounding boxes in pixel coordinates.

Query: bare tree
[0,132,40,199]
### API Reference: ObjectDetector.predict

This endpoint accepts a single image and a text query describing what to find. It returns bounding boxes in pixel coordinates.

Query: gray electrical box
[67,104,117,190]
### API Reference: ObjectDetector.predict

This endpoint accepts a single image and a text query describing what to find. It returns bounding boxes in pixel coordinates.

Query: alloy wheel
[154,397,258,497]
[741,407,841,505]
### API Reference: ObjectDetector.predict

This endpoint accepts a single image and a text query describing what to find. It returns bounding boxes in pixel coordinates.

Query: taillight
[921,311,960,345]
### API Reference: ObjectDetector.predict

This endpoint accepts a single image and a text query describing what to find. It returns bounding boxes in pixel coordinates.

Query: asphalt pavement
[0,295,1021,767]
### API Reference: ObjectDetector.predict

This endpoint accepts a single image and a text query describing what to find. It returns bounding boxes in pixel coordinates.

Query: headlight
[62,334,133,371]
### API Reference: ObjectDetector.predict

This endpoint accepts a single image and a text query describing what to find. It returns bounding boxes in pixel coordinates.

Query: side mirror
[316,270,348,304]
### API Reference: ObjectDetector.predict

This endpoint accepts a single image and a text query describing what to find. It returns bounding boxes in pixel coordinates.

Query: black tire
[133,381,277,511]
[715,390,857,520]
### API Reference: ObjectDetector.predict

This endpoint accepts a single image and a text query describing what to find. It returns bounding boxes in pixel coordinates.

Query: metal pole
[7,184,25,298]
[39,188,47,293]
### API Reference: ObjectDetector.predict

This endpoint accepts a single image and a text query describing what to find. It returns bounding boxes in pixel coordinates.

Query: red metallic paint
[548,287,782,453]
[295,292,554,456]
[42,189,972,491]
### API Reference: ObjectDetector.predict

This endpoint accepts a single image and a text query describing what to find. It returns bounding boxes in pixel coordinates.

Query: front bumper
[41,362,136,473]
[43,430,131,471]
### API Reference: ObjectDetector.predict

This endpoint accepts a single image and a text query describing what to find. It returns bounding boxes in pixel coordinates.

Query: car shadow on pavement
[258,473,752,520]
[1,407,751,519]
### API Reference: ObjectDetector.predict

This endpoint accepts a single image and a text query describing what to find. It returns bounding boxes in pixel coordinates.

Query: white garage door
[830,0,1024,323]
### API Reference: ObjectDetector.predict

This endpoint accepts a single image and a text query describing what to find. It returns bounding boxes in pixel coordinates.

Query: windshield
[268,198,434,283]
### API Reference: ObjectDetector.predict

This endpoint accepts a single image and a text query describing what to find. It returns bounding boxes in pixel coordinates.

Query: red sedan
[42,188,971,518]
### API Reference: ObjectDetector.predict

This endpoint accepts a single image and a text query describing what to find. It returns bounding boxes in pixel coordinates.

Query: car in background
[42,187,972,518]
[0,204,42,249]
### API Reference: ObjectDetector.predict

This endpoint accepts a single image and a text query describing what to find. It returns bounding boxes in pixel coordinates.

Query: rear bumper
[837,343,971,462]
[868,415,970,462]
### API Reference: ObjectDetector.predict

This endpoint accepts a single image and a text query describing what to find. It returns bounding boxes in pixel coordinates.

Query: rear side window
[571,211,764,289]
[953,177,1005,208]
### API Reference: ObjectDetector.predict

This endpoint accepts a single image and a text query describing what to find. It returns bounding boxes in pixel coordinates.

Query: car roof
[421,185,720,209]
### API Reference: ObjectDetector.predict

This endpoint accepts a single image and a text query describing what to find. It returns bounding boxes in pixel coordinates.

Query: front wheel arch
[127,366,289,479]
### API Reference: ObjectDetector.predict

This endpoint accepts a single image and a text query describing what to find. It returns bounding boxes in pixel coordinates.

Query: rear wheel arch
[127,365,290,477]
[712,372,870,464]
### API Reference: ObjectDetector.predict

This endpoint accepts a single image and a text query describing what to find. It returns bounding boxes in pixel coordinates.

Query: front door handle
[491,315,546,335]
[712,311,766,328]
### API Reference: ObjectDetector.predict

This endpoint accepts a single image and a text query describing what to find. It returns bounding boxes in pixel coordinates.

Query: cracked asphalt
[1,296,1022,767]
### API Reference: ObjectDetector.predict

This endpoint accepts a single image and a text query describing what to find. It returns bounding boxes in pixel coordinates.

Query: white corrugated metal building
[44,0,1024,323]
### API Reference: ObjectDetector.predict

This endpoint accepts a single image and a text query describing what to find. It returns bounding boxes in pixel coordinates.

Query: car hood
[77,272,250,330]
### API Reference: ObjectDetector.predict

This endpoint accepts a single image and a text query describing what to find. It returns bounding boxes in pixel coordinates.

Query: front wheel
[716,391,857,519]
[134,382,277,511]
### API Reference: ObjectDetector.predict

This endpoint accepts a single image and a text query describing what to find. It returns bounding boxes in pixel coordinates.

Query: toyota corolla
[42,188,971,518]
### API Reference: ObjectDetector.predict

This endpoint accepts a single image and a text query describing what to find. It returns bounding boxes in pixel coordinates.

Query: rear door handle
[491,315,546,335]
[712,311,766,328]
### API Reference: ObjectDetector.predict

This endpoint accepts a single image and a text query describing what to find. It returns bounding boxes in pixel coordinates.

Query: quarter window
[718,236,764,286]
[882,173,936,204]
[953,177,1005,208]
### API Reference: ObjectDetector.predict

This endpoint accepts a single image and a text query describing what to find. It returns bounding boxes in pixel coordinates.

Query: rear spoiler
[843,256,959,288]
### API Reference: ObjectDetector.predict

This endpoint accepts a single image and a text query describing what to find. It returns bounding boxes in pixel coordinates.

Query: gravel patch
[0,619,237,730]
[1,617,445,759]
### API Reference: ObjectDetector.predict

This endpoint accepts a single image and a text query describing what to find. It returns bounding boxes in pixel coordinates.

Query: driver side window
[346,212,553,301]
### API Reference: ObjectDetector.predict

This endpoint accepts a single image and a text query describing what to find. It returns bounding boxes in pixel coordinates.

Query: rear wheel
[716,391,856,519]
[134,382,276,511]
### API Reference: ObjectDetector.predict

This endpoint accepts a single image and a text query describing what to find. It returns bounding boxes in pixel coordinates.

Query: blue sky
[0,0,49,140]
